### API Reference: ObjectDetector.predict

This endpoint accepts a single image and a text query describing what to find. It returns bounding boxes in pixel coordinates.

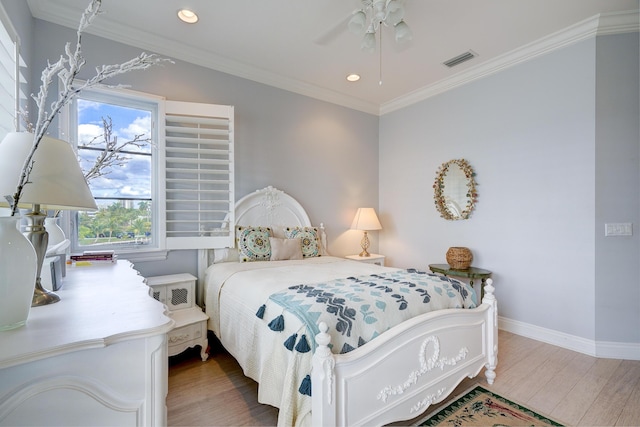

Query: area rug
[417,385,564,426]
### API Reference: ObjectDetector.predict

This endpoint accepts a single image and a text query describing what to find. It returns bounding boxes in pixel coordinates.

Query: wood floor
[167,330,640,426]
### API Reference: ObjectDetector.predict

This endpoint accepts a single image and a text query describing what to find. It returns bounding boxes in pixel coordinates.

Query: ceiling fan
[315,0,412,52]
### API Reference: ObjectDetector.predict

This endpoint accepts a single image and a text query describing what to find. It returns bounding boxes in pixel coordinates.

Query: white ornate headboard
[196,186,326,305]
[234,186,312,236]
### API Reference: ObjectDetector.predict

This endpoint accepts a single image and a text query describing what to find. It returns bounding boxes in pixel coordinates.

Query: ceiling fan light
[394,20,412,43]
[348,10,367,34]
[387,0,402,11]
[386,3,404,26]
[361,31,376,53]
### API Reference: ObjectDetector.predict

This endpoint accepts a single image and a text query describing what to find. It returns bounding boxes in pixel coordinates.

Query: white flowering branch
[82,116,152,183]
[8,0,171,216]
[50,116,152,218]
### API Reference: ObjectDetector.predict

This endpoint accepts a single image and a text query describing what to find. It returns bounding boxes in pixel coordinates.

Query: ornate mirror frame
[433,158,478,220]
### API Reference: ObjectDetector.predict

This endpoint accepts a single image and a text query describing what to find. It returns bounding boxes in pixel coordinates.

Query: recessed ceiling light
[178,9,198,24]
[346,73,361,82]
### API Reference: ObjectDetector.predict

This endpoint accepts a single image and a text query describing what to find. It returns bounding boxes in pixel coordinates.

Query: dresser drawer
[167,307,209,360]
[168,321,204,347]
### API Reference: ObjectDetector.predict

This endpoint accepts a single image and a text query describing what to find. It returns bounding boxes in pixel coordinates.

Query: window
[63,88,235,259]
[67,88,163,256]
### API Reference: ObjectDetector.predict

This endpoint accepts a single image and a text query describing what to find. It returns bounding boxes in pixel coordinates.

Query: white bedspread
[204,256,399,426]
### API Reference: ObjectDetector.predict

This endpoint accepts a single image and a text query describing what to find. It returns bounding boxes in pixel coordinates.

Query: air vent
[443,50,477,68]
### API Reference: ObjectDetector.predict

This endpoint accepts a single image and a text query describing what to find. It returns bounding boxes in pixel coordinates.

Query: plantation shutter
[164,100,234,249]
[0,6,26,137]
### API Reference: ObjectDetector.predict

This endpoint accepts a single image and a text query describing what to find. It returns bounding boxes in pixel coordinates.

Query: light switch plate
[605,223,633,236]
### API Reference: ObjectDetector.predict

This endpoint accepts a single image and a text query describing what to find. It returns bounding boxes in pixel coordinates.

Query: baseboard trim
[498,316,640,361]
[595,340,640,360]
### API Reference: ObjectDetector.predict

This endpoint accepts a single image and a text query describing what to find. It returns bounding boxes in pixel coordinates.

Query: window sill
[117,249,169,263]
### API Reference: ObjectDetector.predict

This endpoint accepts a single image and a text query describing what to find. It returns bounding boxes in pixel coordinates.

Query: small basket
[446,247,473,270]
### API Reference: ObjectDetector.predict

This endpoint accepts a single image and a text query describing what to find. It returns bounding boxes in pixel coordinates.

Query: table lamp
[350,207,382,257]
[0,132,97,306]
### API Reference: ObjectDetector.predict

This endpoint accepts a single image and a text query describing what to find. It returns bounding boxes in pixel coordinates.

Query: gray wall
[379,34,639,345]
[594,33,640,343]
[8,1,638,346]
[26,19,380,277]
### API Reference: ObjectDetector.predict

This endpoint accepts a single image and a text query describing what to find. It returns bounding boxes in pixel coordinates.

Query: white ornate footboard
[312,279,497,427]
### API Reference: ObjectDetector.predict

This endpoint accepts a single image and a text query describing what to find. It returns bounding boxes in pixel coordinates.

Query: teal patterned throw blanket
[256,269,477,395]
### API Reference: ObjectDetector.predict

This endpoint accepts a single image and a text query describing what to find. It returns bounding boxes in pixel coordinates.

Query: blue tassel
[268,314,285,331]
[256,304,266,319]
[340,343,355,354]
[299,375,312,396]
[295,335,311,353]
[284,333,298,351]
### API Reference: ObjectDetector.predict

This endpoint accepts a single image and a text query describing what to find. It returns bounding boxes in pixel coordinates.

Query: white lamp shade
[394,20,413,43]
[361,30,376,53]
[0,132,97,211]
[348,10,367,34]
[386,1,405,26]
[351,207,382,231]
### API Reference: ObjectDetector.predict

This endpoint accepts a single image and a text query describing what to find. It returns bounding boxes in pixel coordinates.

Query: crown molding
[26,0,380,115]
[380,9,639,115]
[27,2,637,117]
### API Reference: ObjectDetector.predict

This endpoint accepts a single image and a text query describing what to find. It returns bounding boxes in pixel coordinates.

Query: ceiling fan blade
[313,11,357,45]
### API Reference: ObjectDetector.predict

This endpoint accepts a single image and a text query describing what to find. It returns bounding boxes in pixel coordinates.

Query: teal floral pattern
[236,226,272,262]
[284,226,321,258]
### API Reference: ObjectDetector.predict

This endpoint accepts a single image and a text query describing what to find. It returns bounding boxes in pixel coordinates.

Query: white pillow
[213,248,239,263]
[269,237,303,261]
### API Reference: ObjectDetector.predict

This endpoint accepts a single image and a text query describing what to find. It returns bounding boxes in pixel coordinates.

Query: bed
[203,186,498,427]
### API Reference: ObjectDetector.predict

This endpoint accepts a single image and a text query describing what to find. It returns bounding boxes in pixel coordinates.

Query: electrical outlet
[605,223,633,236]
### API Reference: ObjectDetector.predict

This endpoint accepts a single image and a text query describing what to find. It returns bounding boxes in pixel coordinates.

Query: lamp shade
[348,10,367,34]
[350,207,382,231]
[0,132,97,211]
[394,20,413,43]
[386,1,405,26]
[361,30,376,53]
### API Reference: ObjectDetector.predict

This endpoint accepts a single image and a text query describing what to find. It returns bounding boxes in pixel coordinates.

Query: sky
[76,98,153,204]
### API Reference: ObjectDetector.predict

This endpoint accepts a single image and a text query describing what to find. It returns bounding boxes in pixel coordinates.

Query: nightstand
[345,253,385,266]
[428,264,492,300]
[146,273,209,361]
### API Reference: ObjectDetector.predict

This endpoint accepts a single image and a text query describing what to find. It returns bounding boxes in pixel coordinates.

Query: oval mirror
[433,159,477,220]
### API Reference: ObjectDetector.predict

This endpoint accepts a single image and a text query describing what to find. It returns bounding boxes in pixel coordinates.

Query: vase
[45,216,66,247]
[0,216,37,331]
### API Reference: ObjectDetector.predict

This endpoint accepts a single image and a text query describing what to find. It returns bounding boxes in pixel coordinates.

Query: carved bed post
[312,322,336,427]
[482,278,498,384]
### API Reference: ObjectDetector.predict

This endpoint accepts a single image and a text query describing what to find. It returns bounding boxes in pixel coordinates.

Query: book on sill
[70,252,116,262]
[82,250,115,256]
[70,255,118,265]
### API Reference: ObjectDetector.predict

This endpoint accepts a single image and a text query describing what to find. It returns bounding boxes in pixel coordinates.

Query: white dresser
[146,273,209,361]
[0,261,173,426]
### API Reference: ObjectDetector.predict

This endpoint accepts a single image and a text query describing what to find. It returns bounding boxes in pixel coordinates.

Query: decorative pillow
[236,226,272,262]
[269,237,303,261]
[213,248,239,264]
[284,226,321,258]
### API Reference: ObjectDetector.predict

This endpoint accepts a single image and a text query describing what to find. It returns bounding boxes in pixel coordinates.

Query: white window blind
[164,101,234,250]
[0,6,26,138]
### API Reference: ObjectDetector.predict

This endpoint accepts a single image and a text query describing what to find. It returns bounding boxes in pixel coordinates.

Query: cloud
[78,123,104,145]
[76,97,153,201]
